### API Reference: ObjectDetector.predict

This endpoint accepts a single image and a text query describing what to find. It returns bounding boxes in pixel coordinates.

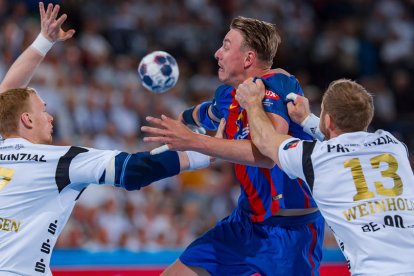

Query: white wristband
[150,144,169,155]
[301,113,325,141]
[185,151,210,171]
[30,33,54,56]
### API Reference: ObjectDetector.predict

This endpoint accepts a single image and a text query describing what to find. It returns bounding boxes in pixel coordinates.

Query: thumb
[287,101,295,111]
[215,118,226,138]
[256,79,265,97]
[255,78,265,92]
[60,29,76,41]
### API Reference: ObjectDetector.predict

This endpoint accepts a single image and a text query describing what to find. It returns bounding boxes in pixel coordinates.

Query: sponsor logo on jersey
[235,126,249,140]
[0,217,21,233]
[0,153,46,162]
[264,89,280,100]
[229,103,238,110]
[327,144,351,153]
[272,194,283,201]
[343,197,414,222]
[327,135,399,153]
[14,144,24,150]
[234,112,249,140]
[364,134,398,147]
[283,139,300,150]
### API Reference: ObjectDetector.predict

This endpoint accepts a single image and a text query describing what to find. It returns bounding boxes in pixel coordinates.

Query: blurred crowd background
[1,0,413,251]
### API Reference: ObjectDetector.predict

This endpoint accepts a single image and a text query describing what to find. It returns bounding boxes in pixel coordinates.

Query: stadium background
[1,0,413,275]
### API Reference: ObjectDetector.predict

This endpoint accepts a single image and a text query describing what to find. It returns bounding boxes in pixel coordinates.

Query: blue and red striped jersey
[198,72,317,222]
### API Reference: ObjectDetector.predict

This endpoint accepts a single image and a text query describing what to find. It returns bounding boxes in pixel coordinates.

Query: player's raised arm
[0,2,75,93]
[236,79,292,167]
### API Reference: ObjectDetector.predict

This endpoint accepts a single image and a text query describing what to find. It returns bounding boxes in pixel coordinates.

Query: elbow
[260,159,276,169]
[122,181,144,191]
[124,184,137,191]
[251,139,276,169]
[252,138,276,164]
[254,144,277,169]
[253,147,277,169]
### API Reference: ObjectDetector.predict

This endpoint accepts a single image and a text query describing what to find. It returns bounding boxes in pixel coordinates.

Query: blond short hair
[0,88,36,136]
[322,79,374,132]
[231,16,281,67]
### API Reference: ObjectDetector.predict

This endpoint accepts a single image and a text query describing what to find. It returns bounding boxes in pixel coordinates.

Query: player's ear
[244,50,255,68]
[325,113,335,132]
[21,112,33,129]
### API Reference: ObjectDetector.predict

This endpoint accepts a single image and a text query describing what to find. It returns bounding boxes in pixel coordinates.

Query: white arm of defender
[104,155,116,185]
[278,138,306,180]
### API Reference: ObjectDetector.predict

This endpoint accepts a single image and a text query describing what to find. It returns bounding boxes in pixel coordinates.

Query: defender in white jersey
[236,78,414,275]
[0,3,211,275]
[0,134,210,276]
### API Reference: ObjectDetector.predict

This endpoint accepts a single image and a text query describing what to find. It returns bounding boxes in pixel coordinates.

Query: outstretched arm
[101,150,209,191]
[141,116,275,168]
[235,79,292,167]
[0,2,75,93]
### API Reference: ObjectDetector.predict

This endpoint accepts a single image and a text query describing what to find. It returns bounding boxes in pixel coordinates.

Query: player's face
[214,29,248,87]
[28,93,54,144]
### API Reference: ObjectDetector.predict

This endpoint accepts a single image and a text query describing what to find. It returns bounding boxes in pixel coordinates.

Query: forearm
[0,36,50,92]
[112,151,180,190]
[108,150,210,191]
[246,106,291,166]
[182,102,219,131]
[188,134,275,168]
[1,2,76,93]
[177,151,210,171]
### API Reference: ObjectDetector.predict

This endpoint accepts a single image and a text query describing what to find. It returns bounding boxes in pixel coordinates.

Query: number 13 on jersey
[344,153,403,201]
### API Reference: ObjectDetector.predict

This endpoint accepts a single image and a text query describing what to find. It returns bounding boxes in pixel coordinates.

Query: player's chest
[218,97,249,140]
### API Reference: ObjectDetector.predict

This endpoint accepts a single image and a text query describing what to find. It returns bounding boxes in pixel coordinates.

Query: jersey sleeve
[112,150,180,191]
[196,84,231,130]
[197,101,219,131]
[279,139,318,191]
[62,146,180,192]
[65,146,119,187]
[278,138,306,180]
[261,75,304,124]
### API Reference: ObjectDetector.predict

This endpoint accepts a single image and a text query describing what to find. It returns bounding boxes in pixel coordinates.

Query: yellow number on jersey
[344,158,375,201]
[0,167,15,190]
[371,154,403,197]
[344,153,403,201]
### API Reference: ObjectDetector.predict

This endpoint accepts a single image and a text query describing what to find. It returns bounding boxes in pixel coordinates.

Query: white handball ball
[137,51,179,93]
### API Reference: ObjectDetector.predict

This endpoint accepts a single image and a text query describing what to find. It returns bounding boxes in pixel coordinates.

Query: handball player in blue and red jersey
[143,16,324,276]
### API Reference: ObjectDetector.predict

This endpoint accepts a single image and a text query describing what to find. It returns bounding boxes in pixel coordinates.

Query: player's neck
[2,134,21,140]
[236,68,272,87]
[328,128,346,139]
[251,67,273,78]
